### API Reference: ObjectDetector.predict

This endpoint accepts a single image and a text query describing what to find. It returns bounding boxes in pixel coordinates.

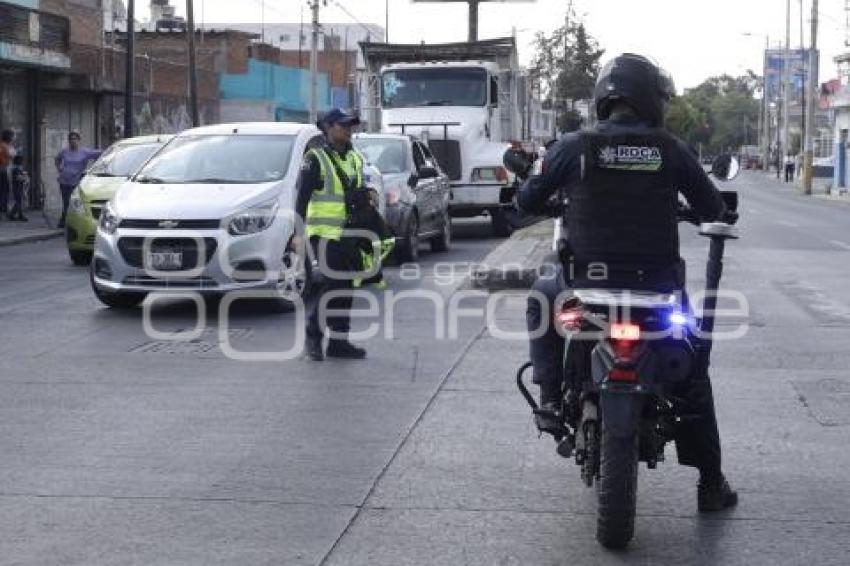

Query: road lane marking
[830,240,850,251]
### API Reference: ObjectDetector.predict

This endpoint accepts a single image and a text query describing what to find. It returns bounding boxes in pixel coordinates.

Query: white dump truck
[361,38,531,236]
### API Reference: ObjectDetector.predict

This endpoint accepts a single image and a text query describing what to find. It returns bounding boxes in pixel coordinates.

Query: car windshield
[381,67,487,108]
[87,142,163,177]
[135,134,295,184]
[353,138,407,174]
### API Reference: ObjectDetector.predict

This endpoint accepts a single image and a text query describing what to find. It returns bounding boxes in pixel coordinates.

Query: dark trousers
[8,179,25,218]
[526,264,722,477]
[306,237,354,342]
[59,184,75,227]
[784,164,795,182]
[0,170,9,213]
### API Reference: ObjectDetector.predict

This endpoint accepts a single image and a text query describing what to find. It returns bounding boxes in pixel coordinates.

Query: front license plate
[147,251,183,270]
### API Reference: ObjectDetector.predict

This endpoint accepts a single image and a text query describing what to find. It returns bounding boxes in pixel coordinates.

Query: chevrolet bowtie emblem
[158,220,179,228]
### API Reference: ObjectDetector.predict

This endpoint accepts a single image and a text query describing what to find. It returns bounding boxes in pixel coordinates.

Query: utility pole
[187,0,200,127]
[309,0,320,124]
[782,0,790,159]
[803,0,819,194]
[385,0,389,43]
[762,35,770,171]
[124,0,134,138]
[468,0,479,42]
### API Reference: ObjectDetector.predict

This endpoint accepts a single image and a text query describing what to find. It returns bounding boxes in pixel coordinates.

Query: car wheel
[275,242,310,311]
[395,214,420,263]
[90,269,145,309]
[430,212,452,252]
[69,249,92,266]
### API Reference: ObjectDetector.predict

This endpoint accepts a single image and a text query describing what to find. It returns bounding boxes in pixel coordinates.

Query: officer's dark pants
[306,236,354,342]
[0,169,9,214]
[526,264,723,478]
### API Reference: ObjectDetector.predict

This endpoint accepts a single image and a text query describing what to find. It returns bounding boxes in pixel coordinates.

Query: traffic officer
[295,108,369,361]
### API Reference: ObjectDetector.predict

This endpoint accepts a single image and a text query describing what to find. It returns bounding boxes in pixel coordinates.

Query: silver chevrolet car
[90,122,337,309]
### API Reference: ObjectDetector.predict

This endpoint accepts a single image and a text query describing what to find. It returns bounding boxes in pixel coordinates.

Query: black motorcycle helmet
[594,53,676,127]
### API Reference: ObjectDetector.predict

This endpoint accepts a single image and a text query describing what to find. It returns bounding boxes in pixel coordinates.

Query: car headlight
[227,200,279,236]
[99,202,120,235]
[69,189,85,214]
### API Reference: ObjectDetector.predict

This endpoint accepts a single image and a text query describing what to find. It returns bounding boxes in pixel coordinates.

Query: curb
[0,229,63,248]
[470,219,554,292]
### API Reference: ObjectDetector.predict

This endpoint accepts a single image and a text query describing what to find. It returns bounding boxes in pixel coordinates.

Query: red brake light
[609,368,638,382]
[610,323,640,341]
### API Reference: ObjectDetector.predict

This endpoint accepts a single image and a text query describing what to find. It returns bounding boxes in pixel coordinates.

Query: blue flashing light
[669,311,688,326]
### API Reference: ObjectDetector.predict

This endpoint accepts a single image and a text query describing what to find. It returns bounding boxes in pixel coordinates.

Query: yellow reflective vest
[305,147,364,241]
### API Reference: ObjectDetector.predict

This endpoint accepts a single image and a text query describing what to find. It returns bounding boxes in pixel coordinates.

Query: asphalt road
[2,175,850,565]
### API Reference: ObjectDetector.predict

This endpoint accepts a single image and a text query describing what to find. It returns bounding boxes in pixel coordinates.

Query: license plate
[147,251,183,270]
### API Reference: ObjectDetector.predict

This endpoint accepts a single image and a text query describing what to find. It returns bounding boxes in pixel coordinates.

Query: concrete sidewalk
[471,219,554,290]
[0,212,62,247]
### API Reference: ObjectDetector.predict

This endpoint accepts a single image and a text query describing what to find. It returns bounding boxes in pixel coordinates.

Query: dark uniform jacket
[518,116,726,289]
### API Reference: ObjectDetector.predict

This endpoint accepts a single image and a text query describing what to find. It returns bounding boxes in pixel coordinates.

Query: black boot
[534,386,566,438]
[326,339,366,359]
[698,473,738,512]
[305,336,324,361]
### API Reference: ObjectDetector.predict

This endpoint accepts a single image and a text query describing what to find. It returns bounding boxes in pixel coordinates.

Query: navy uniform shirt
[518,116,725,222]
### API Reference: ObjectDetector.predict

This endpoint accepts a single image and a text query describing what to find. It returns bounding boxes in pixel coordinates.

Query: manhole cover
[130,327,253,355]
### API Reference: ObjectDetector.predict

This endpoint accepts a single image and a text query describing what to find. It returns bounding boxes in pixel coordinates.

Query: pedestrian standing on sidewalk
[8,154,29,222]
[54,131,101,228]
[784,152,795,183]
[0,129,16,219]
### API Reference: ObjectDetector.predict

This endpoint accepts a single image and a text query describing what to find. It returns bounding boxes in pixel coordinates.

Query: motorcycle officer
[517,54,738,512]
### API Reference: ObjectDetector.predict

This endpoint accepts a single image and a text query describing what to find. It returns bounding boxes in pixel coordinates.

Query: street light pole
[782,0,790,158]
[803,0,819,194]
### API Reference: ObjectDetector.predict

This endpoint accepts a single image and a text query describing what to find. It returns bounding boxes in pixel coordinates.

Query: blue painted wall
[220,59,332,121]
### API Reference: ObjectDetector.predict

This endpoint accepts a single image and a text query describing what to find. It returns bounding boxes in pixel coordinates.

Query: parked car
[353,133,451,262]
[65,135,172,265]
[90,122,329,309]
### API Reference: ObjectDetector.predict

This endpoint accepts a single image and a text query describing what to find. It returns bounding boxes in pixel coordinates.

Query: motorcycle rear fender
[600,391,646,439]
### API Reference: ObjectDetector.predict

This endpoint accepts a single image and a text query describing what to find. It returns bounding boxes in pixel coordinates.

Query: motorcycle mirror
[711,154,740,182]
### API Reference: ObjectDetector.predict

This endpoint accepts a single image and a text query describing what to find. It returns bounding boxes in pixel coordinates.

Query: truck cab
[378,61,516,236]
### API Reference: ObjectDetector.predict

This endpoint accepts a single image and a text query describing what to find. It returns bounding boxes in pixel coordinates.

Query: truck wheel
[596,424,639,549]
[430,212,451,252]
[491,209,514,238]
[395,215,420,263]
[69,249,92,266]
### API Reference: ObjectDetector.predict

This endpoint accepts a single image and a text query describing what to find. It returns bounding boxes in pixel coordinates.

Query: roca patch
[597,145,663,172]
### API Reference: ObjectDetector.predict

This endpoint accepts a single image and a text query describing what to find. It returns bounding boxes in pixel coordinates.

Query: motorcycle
[504,148,741,548]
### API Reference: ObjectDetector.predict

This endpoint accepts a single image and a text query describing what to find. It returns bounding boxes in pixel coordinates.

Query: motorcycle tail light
[609,368,638,382]
[555,307,584,332]
[610,336,639,364]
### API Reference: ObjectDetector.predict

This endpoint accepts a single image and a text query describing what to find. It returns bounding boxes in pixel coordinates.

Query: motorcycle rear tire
[595,425,639,549]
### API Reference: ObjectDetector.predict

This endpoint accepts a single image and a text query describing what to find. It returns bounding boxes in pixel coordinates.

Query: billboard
[764,48,819,107]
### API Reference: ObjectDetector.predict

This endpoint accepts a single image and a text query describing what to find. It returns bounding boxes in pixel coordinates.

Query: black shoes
[326,339,366,359]
[305,337,324,361]
[698,474,739,512]
[534,400,566,438]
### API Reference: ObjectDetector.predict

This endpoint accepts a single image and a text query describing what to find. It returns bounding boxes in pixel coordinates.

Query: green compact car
[65,135,172,265]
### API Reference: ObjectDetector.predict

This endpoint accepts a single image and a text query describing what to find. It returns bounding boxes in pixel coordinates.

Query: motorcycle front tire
[595,424,639,549]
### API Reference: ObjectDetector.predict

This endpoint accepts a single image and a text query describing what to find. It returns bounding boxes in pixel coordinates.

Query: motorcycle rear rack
[516,362,537,411]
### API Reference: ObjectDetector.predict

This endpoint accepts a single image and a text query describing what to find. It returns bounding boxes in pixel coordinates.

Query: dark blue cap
[320,108,361,127]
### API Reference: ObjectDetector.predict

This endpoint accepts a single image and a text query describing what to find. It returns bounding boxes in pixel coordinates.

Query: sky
[139,0,848,91]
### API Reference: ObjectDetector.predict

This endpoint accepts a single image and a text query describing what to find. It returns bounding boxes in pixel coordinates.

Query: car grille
[117,237,218,269]
[122,275,219,288]
[119,219,222,230]
[84,235,95,245]
[428,139,462,181]
[89,200,108,220]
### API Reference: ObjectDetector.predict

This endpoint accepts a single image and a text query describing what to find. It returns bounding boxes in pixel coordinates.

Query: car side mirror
[711,154,740,181]
[407,173,418,188]
[418,165,438,180]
